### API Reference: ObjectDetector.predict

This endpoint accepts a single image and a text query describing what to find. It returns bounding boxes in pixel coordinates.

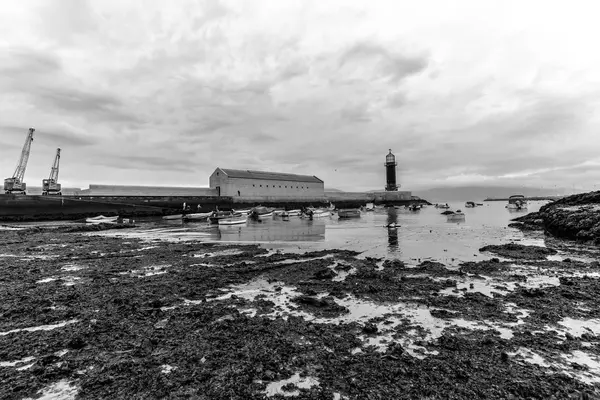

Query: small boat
[219,215,247,225]
[406,203,422,211]
[272,209,286,216]
[365,203,375,212]
[183,212,212,222]
[162,214,183,220]
[338,209,361,218]
[249,206,274,220]
[465,201,476,208]
[209,211,233,224]
[233,208,252,216]
[311,209,331,218]
[435,203,450,209]
[446,210,466,222]
[506,195,528,210]
[286,209,301,217]
[86,215,119,224]
[476,203,484,206]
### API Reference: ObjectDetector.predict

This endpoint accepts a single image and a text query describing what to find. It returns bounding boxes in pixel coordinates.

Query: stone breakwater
[511,191,600,244]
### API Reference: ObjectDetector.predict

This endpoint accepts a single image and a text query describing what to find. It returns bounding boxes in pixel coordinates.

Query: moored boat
[465,201,476,208]
[232,208,252,216]
[218,215,247,225]
[285,209,301,217]
[86,215,119,224]
[506,195,528,210]
[249,206,274,220]
[162,214,183,220]
[209,211,233,224]
[406,203,422,211]
[183,212,212,222]
[446,210,466,222]
[435,203,450,209]
[338,208,361,218]
[310,209,331,218]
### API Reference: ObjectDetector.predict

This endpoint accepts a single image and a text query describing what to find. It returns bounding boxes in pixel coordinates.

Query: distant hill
[413,186,570,203]
[324,188,344,192]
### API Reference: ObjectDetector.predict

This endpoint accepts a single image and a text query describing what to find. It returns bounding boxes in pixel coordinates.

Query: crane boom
[48,148,61,182]
[4,127,35,195]
[42,147,63,196]
[12,128,35,181]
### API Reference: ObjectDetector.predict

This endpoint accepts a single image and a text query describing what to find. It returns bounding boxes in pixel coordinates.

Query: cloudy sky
[1,0,599,191]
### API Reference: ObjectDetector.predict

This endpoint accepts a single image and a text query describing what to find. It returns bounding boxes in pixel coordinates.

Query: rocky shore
[1,224,600,399]
[511,191,600,244]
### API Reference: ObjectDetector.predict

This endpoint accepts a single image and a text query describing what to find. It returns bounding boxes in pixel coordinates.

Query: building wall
[77,185,218,196]
[324,191,412,202]
[209,170,324,199]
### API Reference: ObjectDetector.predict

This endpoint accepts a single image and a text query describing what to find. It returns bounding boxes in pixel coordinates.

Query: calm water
[96,201,550,265]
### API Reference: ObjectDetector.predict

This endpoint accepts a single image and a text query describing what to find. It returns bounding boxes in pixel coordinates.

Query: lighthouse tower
[385,149,398,191]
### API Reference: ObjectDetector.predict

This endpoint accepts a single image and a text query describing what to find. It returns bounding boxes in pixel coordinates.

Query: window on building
[253,184,255,187]
[285,186,287,188]
[279,185,281,188]
[260,185,262,187]
[266,185,269,188]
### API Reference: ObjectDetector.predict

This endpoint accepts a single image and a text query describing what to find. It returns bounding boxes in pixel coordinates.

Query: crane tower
[4,128,35,195]
[42,148,62,196]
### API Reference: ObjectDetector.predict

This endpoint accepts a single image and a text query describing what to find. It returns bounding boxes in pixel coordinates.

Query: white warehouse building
[209,168,325,200]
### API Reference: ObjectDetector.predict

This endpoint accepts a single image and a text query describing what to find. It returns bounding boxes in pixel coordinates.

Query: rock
[501,352,509,361]
[362,323,378,334]
[67,337,87,350]
[313,267,336,280]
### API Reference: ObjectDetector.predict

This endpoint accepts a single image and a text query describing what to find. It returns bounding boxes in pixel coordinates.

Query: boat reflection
[386,207,399,251]
[217,219,326,242]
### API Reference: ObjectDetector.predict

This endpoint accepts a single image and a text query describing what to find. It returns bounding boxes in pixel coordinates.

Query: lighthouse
[385,149,398,191]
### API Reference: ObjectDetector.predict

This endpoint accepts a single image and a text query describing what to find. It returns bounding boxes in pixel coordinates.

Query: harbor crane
[4,127,35,195]
[42,148,62,196]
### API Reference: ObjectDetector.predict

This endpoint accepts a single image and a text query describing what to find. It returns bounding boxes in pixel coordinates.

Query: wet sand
[1,224,600,399]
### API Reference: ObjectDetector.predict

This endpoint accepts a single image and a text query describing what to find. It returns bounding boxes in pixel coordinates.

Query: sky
[1,0,600,192]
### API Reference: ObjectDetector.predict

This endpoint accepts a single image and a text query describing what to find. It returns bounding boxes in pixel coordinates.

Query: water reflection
[386,207,399,251]
[218,219,326,242]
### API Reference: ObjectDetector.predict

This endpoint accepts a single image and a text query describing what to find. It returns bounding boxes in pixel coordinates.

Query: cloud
[0,1,598,191]
[338,42,429,83]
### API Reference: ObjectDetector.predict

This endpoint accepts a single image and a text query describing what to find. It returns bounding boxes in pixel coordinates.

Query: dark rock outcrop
[511,191,600,244]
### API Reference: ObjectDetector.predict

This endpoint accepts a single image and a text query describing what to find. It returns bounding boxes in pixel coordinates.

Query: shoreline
[1,224,600,399]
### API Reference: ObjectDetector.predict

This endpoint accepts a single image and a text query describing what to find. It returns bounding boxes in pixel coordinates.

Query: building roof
[217,168,323,183]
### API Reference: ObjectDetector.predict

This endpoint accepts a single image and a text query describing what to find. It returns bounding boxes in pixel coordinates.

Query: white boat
[447,211,466,222]
[233,208,252,216]
[86,215,119,224]
[365,203,375,212]
[257,212,273,220]
[219,215,248,225]
[183,212,212,222]
[435,203,450,209]
[311,209,331,218]
[250,206,274,220]
[506,195,528,210]
[162,214,183,220]
[273,209,286,216]
[286,209,301,217]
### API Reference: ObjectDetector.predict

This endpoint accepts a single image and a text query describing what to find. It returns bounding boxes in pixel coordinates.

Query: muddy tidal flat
[1,224,600,399]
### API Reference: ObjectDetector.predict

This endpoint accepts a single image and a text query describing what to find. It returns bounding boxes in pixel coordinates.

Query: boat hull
[163,214,183,220]
[338,209,361,218]
[219,217,247,225]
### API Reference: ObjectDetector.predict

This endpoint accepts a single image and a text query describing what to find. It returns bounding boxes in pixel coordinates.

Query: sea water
[91,200,552,265]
